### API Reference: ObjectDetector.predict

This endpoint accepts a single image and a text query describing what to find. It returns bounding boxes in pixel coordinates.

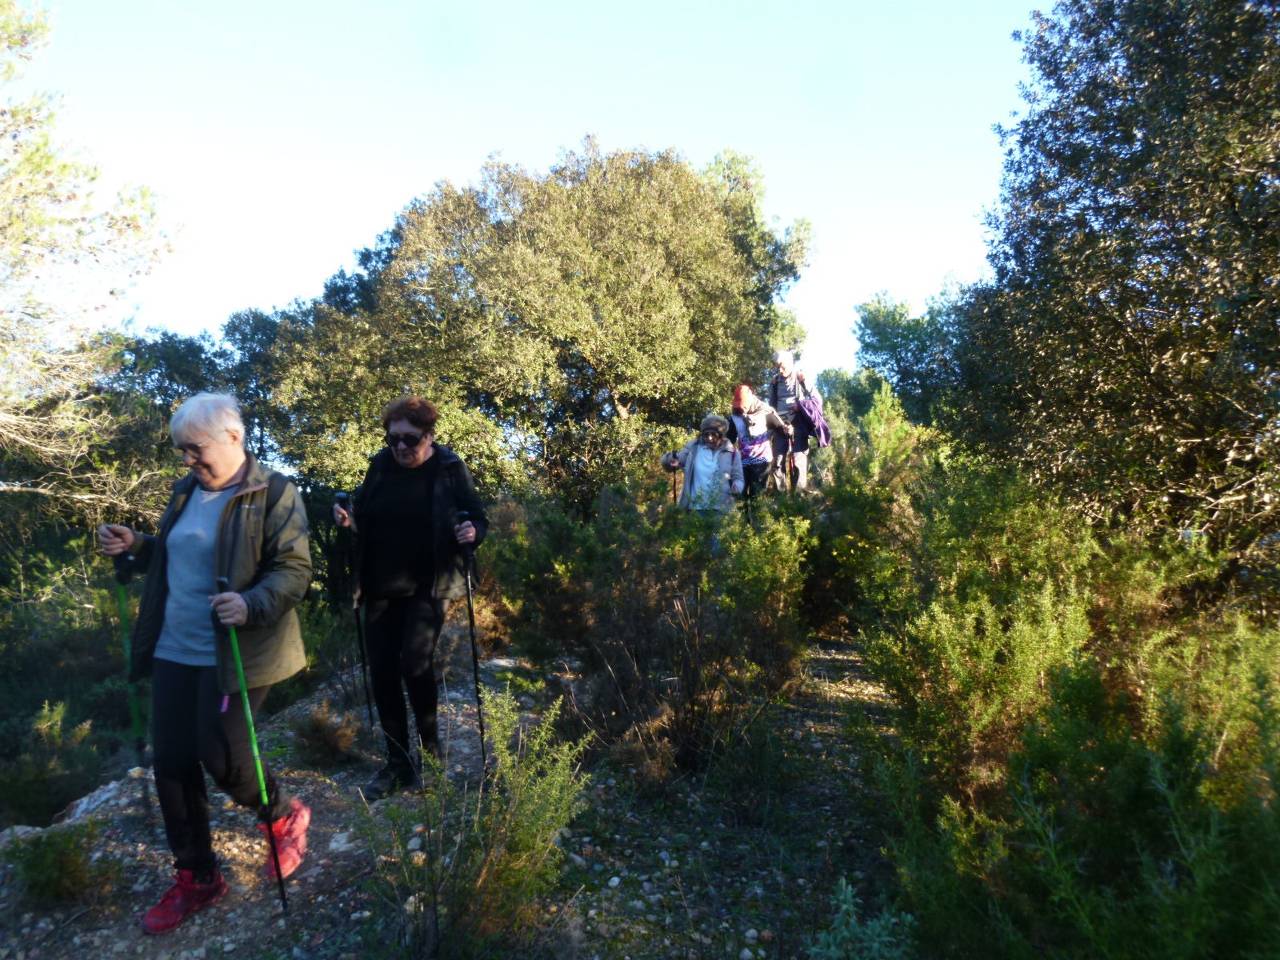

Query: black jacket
[352,444,488,600]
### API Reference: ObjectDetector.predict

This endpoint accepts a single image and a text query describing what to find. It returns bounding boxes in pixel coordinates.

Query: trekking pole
[216,576,289,916]
[111,555,152,822]
[335,492,374,727]
[787,432,796,493]
[455,512,488,772]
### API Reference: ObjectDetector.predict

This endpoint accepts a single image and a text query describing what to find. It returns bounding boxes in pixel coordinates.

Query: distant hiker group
[90,351,821,936]
[662,350,829,512]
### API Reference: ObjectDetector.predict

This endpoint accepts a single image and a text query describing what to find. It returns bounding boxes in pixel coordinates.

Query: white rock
[745,928,759,942]
[608,876,621,888]
[739,950,754,960]
[0,825,40,850]
[328,831,357,853]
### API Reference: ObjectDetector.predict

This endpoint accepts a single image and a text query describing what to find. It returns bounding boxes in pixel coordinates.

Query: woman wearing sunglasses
[660,414,745,515]
[332,396,487,800]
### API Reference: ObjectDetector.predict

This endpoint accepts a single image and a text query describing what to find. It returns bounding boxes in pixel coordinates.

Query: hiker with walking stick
[768,350,818,493]
[332,395,488,801]
[727,383,790,507]
[95,392,312,935]
[660,414,744,515]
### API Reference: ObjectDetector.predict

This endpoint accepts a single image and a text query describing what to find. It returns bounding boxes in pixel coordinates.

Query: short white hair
[774,349,794,366]
[170,392,245,447]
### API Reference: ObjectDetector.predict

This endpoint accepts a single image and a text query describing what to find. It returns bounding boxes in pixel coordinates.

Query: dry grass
[290,700,361,767]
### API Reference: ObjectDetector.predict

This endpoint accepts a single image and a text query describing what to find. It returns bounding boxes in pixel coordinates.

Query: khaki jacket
[125,454,312,693]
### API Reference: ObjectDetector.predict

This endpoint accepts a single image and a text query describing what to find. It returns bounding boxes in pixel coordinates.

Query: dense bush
[825,387,1280,957]
[808,877,917,960]
[5,820,120,906]
[363,690,589,957]
[487,490,813,778]
[0,536,140,826]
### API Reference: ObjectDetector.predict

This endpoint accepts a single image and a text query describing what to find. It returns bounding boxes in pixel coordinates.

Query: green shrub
[808,877,917,960]
[995,659,1280,958]
[868,584,1090,798]
[6,820,119,905]
[488,492,813,778]
[0,701,102,827]
[868,613,1280,959]
[363,690,589,958]
[826,386,1280,957]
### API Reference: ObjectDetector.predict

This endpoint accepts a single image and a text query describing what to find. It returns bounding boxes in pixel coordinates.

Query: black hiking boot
[361,762,420,802]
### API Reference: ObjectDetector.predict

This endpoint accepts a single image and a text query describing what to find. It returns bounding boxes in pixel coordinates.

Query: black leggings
[151,658,291,873]
[364,591,447,770]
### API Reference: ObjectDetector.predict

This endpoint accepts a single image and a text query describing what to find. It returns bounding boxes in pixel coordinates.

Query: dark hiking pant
[364,590,447,772]
[742,461,769,499]
[151,658,292,874]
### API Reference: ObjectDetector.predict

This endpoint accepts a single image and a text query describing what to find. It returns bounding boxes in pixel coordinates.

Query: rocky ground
[0,622,896,960]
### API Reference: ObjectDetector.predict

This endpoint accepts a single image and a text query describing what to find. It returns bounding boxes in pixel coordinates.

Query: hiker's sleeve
[241,481,312,628]
[127,531,158,572]
[766,408,787,432]
[730,451,744,496]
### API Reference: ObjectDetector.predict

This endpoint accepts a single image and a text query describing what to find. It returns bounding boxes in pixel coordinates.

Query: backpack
[796,394,832,449]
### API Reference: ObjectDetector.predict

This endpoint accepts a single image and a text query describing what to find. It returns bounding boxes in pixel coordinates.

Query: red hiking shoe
[258,797,311,880]
[141,868,228,935]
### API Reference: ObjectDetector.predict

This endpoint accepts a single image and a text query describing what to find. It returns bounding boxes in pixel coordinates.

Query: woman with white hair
[96,392,312,935]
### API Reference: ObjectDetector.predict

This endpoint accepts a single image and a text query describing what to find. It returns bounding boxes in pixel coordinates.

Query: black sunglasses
[385,431,425,449]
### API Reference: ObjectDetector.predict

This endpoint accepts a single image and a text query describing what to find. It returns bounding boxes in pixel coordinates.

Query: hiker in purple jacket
[727,383,789,500]
[768,350,819,492]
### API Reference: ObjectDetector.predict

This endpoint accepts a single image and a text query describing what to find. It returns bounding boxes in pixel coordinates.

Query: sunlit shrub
[808,876,917,960]
[488,492,813,777]
[5,820,120,905]
[0,701,102,826]
[363,690,589,957]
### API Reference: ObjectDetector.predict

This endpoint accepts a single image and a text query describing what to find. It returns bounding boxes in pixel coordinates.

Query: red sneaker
[141,869,228,935]
[258,797,311,880]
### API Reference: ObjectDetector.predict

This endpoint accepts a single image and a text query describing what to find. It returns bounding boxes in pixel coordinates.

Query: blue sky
[28,0,1035,372]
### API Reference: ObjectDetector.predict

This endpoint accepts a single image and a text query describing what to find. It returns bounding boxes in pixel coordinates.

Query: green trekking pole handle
[217,577,289,915]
